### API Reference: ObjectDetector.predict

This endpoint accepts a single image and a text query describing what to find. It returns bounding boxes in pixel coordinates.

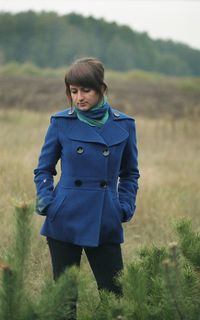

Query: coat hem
[40,232,124,248]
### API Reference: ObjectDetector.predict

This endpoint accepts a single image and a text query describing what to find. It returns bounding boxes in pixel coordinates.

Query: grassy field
[0,108,200,302]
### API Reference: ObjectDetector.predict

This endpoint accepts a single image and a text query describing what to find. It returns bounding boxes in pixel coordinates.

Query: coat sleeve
[118,119,140,222]
[33,117,61,215]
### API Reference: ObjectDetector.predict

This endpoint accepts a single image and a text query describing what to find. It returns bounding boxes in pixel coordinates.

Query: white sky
[0,0,200,50]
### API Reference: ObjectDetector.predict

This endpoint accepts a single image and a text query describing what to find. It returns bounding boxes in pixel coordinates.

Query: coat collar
[52,104,131,146]
[52,103,133,121]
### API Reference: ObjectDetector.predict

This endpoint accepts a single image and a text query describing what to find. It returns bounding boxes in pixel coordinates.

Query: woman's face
[69,85,101,111]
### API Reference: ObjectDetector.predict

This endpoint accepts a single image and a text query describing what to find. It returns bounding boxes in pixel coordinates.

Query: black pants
[46,237,123,319]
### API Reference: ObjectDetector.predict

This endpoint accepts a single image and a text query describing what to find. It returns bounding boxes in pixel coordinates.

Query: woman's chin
[77,104,91,111]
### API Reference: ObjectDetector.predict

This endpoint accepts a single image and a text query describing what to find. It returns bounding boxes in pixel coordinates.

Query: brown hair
[64,57,108,107]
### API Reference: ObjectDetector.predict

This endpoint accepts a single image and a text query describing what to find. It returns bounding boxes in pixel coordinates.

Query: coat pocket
[47,193,67,222]
[111,193,124,222]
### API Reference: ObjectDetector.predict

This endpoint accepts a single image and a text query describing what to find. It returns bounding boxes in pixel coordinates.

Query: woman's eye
[83,88,91,92]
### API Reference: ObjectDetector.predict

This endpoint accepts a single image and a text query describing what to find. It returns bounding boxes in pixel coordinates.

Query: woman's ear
[66,89,73,108]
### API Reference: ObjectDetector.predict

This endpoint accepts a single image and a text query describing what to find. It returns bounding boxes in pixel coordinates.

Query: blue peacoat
[33,103,140,247]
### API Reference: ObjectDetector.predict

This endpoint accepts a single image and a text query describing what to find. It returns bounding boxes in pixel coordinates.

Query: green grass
[0,62,66,78]
[1,62,200,88]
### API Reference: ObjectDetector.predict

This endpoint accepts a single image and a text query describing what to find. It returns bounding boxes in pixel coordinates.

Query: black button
[77,146,84,154]
[74,180,82,187]
[102,148,109,156]
[100,180,108,188]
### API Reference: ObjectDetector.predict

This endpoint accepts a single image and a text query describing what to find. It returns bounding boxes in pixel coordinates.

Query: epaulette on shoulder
[51,108,77,119]
[111,108,135,121]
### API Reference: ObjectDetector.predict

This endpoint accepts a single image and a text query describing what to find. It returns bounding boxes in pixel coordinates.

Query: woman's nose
[77,90,84,101]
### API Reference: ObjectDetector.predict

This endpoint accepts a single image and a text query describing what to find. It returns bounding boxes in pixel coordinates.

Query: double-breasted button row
[76,146,84,154]
[74,180,108,188]
[100,180,108,188]
[76,146,109,157]
[74,180,82,187]
[102,148,109,156]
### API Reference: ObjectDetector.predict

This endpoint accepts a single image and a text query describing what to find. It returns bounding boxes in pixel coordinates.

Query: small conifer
[0,205,200,320]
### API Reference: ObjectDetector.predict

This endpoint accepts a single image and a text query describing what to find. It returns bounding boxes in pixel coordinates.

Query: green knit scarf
[74,96,109,128]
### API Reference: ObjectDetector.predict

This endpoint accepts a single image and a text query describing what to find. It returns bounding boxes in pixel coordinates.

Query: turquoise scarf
[74,96,109,128]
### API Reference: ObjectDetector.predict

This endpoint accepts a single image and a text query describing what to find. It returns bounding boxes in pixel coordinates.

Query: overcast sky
[0,0,200,50]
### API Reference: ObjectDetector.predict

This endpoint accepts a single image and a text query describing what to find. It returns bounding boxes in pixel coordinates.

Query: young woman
[34,57,140,319]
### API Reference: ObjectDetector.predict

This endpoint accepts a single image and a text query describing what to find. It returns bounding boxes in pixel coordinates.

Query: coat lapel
[68,120,106,144]
[68,117,128,146]
[97,119,128,146]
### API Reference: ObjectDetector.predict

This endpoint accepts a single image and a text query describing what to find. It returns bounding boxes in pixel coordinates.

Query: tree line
[0,11,200,76]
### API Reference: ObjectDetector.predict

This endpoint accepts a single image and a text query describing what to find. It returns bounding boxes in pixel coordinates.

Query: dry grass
[0,109,199,300]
